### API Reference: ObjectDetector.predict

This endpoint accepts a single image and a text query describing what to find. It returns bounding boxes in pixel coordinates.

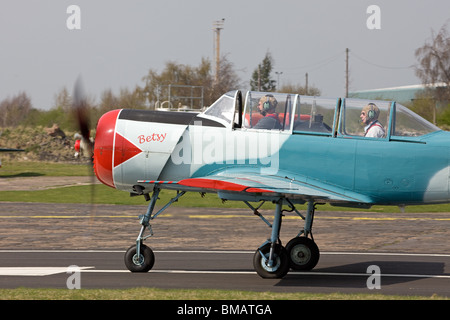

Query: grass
[3,161,450,213]
[0,287,446,300]
[0,161,91,177]
[1,178,450,213]
[2,183,450,213]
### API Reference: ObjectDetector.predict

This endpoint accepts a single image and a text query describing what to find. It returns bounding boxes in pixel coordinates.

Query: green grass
[0,161,91,178]
[2,183,450,213]
[2,161,450,212]
[0,181,449,213]
[0,287,446,300]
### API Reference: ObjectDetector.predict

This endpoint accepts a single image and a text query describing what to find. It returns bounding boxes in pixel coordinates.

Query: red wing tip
[137,178,274,193]
[245,187,274,193]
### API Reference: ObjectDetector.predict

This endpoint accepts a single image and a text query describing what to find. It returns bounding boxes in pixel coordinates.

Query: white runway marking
[0,251,448,279]
[79,269,450,279]
[0,249,449,257]
[2,267,446,280]
[0,267,93,276]
[0,249,449,255]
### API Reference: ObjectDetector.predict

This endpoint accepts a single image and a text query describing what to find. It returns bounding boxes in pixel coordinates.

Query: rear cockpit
[340,98,440,139]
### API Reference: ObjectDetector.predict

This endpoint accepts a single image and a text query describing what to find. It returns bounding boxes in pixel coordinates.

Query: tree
[212,54,242,102]
[250,52,276,92]
[278,82,321,96]
[141,57,241,109]
[415,23,450,101]
[0,92,32,127]
[141,59,212,109]
[97,89,120,114]
[53,87,72,113]
[117,86,147,110]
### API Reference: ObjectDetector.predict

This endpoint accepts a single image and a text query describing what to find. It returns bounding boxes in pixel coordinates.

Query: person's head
[360,103,380,125]
[258,94,278,115]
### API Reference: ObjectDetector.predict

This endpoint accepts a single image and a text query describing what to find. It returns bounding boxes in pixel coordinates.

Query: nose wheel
[124,244,155,272]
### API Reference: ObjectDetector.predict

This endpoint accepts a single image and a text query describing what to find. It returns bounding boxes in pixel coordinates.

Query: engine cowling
[93,109,192,193]
[93,109,120,189]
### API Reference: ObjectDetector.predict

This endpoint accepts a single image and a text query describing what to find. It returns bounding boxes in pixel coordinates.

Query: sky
[1,0,450,110]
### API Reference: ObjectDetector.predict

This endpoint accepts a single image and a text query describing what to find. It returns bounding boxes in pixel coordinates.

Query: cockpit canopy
[199,90,440,138]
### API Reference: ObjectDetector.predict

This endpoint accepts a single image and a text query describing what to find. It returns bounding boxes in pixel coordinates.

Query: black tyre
[124,244,155,272]
[285,237,320,271]
[253,243,289,279]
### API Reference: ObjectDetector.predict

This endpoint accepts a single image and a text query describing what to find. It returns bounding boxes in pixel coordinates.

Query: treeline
[0,56,243,132]
[0,53,323,133]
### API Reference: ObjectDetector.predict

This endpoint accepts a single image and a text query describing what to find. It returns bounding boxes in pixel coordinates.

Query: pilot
[254,94,282,130]
[360,103,385,138]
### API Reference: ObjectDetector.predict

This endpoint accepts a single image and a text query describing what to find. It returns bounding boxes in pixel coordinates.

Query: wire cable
[350,51,414,70]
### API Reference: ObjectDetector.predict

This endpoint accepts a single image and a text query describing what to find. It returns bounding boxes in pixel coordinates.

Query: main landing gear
[123,187,320,279]
[247,199,320,278]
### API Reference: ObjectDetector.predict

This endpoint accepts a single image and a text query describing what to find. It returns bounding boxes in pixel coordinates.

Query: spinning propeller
[73,77,93,160]
[72,76,96,221]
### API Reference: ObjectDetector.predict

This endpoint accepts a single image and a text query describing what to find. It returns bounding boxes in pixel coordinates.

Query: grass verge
[0,287,447,300]
[2,161,450,212]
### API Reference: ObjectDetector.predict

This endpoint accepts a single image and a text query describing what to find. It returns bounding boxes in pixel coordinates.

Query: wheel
[124,244,155,272]
[253,243,289,279]
[285,237,320,271]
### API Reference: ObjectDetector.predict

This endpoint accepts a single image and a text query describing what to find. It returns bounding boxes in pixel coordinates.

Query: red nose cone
[93,109,121,188]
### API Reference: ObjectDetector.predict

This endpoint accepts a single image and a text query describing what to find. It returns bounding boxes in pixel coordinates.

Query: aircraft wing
[137,170,373,205]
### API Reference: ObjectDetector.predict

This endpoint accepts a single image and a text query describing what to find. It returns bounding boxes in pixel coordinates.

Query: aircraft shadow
[276,260,447,289]
[0,172,44,178]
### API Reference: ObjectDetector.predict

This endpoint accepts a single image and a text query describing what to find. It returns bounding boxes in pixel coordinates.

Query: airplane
[80,88,448,278]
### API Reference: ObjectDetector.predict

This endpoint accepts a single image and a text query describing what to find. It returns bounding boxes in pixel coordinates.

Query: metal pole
[213,19,225,84]
[345,48,349,98]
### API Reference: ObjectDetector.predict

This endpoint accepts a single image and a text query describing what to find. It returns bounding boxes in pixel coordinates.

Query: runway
[0,250,449,297]
[0,202,449,297]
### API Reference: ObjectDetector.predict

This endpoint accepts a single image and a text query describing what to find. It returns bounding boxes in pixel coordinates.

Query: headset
[367,103,376,120]
[263,95,273,111]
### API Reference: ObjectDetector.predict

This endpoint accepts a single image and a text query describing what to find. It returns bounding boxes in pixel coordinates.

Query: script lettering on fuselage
[138,133,167,144]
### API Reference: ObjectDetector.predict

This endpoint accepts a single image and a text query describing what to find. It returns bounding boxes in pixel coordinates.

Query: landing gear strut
[249,199,320,278]
[285,201,320,271]
[124,187,185,273]
[252,199,290,278]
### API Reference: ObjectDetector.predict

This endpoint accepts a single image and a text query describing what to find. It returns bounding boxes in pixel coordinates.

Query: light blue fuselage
[281,130,450,205]
[189,128,450,206]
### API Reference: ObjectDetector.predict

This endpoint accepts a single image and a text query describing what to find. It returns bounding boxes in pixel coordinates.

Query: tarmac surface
[0,201,449,253]
[0,176,449,297]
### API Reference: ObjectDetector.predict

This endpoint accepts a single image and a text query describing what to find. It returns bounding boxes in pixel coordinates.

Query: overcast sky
[1,0,449,110]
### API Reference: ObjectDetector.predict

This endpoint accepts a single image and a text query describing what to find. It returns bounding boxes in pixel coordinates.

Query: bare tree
[0,92,32,127]
[53,87,72,112]
[141,57,241,109]
[212,54,242,102]
[415,23,450,101]
[278,82,321,96]
[98,89,120,114]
